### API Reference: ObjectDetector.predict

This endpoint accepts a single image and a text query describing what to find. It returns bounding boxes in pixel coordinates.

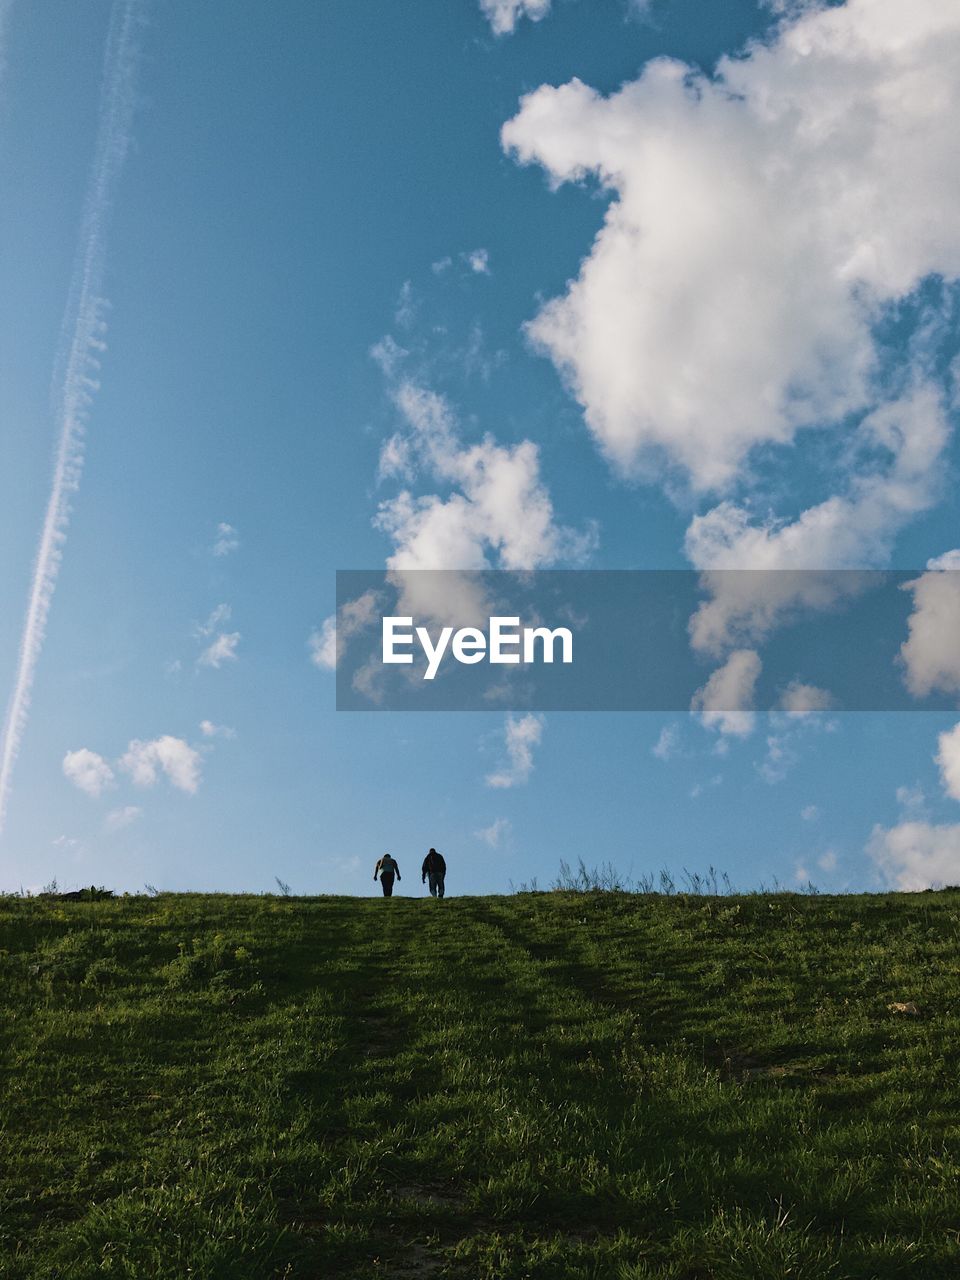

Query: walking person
[421,847,446,899]
[374,853,401,897]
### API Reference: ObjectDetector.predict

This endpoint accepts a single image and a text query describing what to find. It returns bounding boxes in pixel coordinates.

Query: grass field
[2,885,959,1278]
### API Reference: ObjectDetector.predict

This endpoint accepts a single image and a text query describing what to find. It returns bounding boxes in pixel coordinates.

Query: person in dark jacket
[421,848,446,898]
[374,854,401,897]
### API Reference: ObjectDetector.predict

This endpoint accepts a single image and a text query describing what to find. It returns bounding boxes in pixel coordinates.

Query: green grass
[2,887,959,1278]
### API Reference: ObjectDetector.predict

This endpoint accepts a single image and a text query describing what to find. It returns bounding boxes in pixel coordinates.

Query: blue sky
[2,0,960,897]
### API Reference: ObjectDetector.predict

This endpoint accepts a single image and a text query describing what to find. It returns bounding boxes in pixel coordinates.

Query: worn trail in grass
[2,889,959,1277]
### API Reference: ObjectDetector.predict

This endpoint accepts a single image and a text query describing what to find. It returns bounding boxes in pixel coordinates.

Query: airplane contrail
[0,0,146,838]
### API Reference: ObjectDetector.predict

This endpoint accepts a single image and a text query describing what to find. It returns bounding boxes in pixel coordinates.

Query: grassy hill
[2,887,959,1278]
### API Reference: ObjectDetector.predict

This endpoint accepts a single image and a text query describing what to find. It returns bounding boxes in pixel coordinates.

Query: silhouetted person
[422,847,446,898]
[374,854,401,897]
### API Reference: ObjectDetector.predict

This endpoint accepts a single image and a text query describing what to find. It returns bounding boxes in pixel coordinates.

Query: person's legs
[381,875,394,897]
[436,872,445,899]
[427,871,438,897]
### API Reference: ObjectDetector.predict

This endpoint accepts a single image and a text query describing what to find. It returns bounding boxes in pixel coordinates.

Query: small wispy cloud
[212,522,240,557]
[0,0,146,840]
[486,713,544,789]
[104,804,141,832]
[198,632,241,669]
[480,0,550,36]
[199,720,236,739]
[310,590,381,672]
[689,773,722,800]
[476,816,511,847]
[652,723,681,761]
[464,247,490,275]
[196,604,231,637]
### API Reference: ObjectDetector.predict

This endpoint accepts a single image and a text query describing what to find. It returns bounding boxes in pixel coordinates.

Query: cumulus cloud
[867,725,960,888]
[867,821,960,891]
[691,649,761,737]
[104,805,141,833]
[476,816,511,846]
[63,749,115,798]
[481,0,550,36]
[900,566,960,699]
[686,385,948,653]
[486,713,544,787]
[377,381,592,575]
[198,632,241,669]
[502,3,960,492]
[927,549,960,570]
[119,736,202,794]
[212,522,240,557]
[937,723,960,802]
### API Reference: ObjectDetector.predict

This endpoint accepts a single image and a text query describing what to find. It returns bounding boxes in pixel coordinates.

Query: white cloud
[686,385,948,654]
[376,381,595,577]
[794,863,811,885]
[652,722,681,760]
[119,736,202,794]
[465,248,490,275]
[691,649,760,737]
[900,567,960,699]
[481,0,550,37]
[817,849,838,872]
[758,732,797,785]
[476,816,511,846]
[198,632,241,669]
[395,280,416,329]
[63,749,115,798]
[927,549,960,570]
[212,522,240,557]
[370,334,408,378]
[936,722,960,802]
[867,820,960,890]
[104,805,141,833]
[309,589,382,672]
[486,713,544,788]
[801,804,820,822]
[199,720,236,739]
[779,680,834,718]
[196,604,231,637]
[690,773,722,799]
[502,3,960,492]
[895,782,927,815]
[868,719,960,888]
